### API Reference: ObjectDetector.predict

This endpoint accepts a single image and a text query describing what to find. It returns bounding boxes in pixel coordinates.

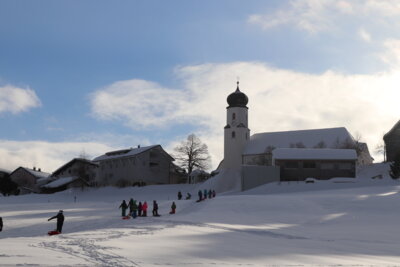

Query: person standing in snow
[198,190,202,201]
[152,200,159,216]
[208,189,212,199]
[48,210,64,233]
[142,201,148,217]
[128,198,135,215]
[212,190,216,198]
[0,217,3,232]
[177,191,182,200]
[186,193,191,200]
[131,200,138,218]
[169,202,176,214]
[203,189,207,200]
[119,200,128,217]
[138,202,143,217]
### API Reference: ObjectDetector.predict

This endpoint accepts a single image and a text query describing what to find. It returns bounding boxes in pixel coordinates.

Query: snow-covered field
[1,163,400,266]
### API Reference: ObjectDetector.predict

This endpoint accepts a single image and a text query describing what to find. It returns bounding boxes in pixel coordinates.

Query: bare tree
[174,134,211,176]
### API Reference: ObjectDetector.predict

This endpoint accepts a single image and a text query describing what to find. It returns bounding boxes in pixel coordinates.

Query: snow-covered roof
[93,145,161,162]
[52,158,98,176]
[21,168,51,179]
[41,176,78,189]
[272,148,357,160]
[244,127,354,155]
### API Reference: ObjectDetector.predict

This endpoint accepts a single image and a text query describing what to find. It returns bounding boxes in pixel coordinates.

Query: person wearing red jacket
[142,201,148,217]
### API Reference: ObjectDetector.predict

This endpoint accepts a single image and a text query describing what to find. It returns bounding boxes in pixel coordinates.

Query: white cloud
[248,0,400,35]
[0,85,41,114]
[248,0,356,34]
[90,61,400,168]
[358,28,371,42]
[380,39,400,67]
[0,140,114,173]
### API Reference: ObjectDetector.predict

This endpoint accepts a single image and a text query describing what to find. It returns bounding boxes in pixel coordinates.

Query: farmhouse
[93,145,180,186]
[9,167,51,194]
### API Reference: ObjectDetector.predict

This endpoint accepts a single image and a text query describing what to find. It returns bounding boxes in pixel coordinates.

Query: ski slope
[1,163,400,266]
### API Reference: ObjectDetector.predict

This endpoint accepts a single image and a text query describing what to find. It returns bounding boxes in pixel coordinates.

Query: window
[338,162,352,170]
[303,161,316,168]
[232,113,236,120]
[320,163,334,169]
[285,161,298,168]
[232,131,236,138]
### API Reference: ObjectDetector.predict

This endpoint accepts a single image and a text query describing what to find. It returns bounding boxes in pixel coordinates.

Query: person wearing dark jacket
[48,210,64,233]
[169,202,176,214]
[119,200,128,217]
[198,190,202,201]
[178,191,182,200]
[152,200,159,216]
[138,202,143,217]
[0,217,3,232]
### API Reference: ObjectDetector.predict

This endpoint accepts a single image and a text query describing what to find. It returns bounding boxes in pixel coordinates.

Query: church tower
[224,82,250,169]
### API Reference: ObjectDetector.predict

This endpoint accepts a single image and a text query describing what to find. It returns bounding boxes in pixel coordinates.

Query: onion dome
[227,81,248,108]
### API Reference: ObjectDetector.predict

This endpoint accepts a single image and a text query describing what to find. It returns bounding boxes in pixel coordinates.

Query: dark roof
[52,158,99,176]
[227,82,248,108]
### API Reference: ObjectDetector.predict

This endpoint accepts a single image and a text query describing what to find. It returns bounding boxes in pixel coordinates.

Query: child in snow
[186,193,191,200]
[169,202,176,214]
[178,191,182,200]
[203,189,207,200]
[131,200,138,218]
[48,210,64,233]
[119,200,128,217]
[128,198,135,215]
[152,200,159,216]
[198,190,202,201]
[212,190,216,198]
[0,217,3,232]
[208,189,212,199]
[142,201,148,217]
[138,202,143,217]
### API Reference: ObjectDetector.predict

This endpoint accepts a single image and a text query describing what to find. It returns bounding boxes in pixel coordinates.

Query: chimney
[38,168,41,172]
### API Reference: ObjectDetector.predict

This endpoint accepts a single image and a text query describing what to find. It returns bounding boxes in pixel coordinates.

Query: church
[210,82,373,192]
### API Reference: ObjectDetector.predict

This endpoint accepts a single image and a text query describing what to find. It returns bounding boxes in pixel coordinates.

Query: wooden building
[9,167,51,194]
[272,148,357,181]
[383,120,400,162]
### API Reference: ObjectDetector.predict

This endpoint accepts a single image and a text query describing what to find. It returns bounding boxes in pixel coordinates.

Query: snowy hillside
[1,163,400,266]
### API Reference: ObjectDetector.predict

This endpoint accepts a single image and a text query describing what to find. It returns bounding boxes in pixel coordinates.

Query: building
[0,168,11,179]
[9,167,51,194]
[93,145,177,186]
[188,169,210,184]
[41,158,99,193]
[383,120,400,162]
[215,82,373,191]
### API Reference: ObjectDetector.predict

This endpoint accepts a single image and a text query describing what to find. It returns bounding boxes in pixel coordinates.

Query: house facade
[93,145,176,186]
[9,167,51,194]
[383,120,400,162]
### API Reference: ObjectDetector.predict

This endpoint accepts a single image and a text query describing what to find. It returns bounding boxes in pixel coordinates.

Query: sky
[1,0,400,172]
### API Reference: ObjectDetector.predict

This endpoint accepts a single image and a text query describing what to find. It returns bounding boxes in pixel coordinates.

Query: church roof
[243,127,354,155]
[227,82,248,108]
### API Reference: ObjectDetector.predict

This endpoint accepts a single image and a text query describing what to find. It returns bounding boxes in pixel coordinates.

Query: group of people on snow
[197,189,216,202]
[177,191,192,200]
[119,198,176,218]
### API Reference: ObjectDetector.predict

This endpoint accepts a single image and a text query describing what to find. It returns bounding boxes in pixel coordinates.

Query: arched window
[232,113,236,120]
[232,131,236,138]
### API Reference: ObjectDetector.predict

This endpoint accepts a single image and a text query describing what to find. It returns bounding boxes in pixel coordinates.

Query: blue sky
[1,0,400,171]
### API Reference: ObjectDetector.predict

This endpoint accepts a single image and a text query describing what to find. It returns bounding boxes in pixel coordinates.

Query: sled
[122,216,131,220]
[48,230,61,236]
